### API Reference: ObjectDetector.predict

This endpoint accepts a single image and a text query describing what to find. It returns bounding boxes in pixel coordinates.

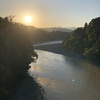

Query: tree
[0,16,38,100]
[63,17,100,62]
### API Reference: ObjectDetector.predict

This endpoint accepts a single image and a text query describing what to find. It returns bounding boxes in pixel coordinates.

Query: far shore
[34,43,100,67]
[34,43,83,59]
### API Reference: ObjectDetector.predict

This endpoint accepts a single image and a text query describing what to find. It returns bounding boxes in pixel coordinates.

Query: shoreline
[34,43,84,59]
[10,43,99,100]
[34,43,100,67]
[10,74,44,100]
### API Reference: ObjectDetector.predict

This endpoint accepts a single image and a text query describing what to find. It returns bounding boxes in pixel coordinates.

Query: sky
[0,0,100,28]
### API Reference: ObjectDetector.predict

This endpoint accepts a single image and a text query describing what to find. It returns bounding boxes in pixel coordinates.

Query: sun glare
[24,16,32,24]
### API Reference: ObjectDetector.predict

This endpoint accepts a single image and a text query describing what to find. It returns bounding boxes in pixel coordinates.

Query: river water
[29,41,100,100]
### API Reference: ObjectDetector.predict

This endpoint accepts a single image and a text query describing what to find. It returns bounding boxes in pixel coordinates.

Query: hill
[28,27,72,43]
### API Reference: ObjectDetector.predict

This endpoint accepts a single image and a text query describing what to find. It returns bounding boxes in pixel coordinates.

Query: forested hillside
[63,17,100,62]
[0,16,38,100]
[29,27,70,43]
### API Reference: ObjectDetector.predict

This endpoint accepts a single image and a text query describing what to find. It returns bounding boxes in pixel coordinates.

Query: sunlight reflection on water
[29,50,100,100]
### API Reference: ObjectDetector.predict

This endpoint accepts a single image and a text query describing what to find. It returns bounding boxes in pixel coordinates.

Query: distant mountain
[67,27,76,30]
[41,27,75,32]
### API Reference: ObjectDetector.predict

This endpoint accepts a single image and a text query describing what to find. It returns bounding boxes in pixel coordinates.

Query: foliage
[0,16,38,99]
[30,28,70,44]
[63,17,100,62]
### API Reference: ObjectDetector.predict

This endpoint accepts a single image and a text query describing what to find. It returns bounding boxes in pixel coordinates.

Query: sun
[24,16,32,24]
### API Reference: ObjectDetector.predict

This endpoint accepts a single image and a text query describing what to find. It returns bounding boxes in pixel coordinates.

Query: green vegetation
[0,16,38,100]
[63,17,100,62]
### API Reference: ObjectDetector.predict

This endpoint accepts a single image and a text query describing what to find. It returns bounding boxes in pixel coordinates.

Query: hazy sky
[0,0,100,28]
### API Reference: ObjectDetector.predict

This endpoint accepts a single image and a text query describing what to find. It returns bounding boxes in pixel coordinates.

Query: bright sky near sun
[0,0,100,27]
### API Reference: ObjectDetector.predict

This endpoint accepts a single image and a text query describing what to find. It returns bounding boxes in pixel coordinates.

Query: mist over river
[29,41,100,100]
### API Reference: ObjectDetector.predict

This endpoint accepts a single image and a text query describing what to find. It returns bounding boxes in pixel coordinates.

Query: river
[29,41,100,100]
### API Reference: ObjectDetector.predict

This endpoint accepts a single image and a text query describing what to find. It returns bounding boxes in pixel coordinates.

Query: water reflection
[37,77,58,90]
[29,65,42,73]
[29,50,100,100]
[34,41,62,47]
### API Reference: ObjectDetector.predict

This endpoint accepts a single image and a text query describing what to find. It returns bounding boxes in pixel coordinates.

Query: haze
[0,0,100,27]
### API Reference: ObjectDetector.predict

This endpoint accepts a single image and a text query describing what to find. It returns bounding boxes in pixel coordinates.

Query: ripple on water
[29,50,100,100]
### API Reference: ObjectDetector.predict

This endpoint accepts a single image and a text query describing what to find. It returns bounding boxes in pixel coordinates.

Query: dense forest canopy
[63,17,100,62]
[0,16,38,100]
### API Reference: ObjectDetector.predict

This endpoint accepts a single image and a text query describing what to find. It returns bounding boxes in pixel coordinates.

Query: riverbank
[30,45,100,100]
[10,42,99,100]
[10,74,43,100]
[34,43,100,66]
[34,43,83,59]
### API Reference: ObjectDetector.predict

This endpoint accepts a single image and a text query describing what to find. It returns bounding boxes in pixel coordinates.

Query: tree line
[63,17,100,62]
